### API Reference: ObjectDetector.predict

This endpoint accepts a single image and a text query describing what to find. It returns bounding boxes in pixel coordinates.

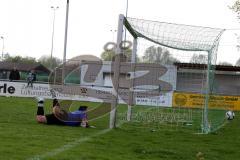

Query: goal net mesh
[115,16,226,133]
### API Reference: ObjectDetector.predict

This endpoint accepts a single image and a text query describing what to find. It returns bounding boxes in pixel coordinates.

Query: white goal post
[109,14,225,133]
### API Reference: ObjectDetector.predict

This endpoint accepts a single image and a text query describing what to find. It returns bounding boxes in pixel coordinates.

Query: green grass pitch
[0,96,239,160]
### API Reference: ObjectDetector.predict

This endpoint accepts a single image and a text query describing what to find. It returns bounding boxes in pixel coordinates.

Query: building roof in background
[174,62,240,72]
[0,61,50,74]
[67,55,100,66]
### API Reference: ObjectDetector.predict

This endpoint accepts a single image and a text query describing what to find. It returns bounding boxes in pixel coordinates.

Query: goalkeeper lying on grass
[36,97,89,128]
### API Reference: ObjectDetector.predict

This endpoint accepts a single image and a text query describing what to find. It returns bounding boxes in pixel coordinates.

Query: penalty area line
[27,128,111,160]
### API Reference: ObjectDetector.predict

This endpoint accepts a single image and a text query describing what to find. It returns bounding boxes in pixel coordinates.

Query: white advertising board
[0,81,173,107]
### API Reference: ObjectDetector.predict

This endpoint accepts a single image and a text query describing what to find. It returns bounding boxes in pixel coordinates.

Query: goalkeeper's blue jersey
[63,110,87,126]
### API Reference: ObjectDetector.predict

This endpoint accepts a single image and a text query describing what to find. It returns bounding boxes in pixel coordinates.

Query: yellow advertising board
[173,92,240,111]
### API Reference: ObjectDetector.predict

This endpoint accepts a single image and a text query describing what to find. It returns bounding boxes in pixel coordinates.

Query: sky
[0,0,240,64]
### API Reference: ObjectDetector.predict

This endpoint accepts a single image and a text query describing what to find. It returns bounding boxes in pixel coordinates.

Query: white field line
[27,128,111,160]
[27,114,127,160]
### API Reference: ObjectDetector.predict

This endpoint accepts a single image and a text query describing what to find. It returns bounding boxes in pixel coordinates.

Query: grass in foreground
[0,96,239,160]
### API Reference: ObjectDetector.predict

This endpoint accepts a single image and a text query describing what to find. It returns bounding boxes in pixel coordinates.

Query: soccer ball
[226,111,235,120]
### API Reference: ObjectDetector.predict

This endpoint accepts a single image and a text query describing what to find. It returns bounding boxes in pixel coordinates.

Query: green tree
[229,1,240,53]
[21,56,37,64]
[142,46,179,64]
[4,54,37,64]
[101,49,135,62]
[229,0,240,16]
[38,55,62,70]
[101,50,115,61]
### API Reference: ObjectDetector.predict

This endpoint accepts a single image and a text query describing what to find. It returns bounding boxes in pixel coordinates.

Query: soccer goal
[110,14,226,133]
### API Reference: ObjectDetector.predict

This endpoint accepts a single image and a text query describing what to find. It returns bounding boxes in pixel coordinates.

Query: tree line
[100,46,240,66]
[4,44,239,69]
[3,53,62,69]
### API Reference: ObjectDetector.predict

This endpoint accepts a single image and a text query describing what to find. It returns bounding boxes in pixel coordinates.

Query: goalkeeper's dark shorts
[45,114,65,125]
